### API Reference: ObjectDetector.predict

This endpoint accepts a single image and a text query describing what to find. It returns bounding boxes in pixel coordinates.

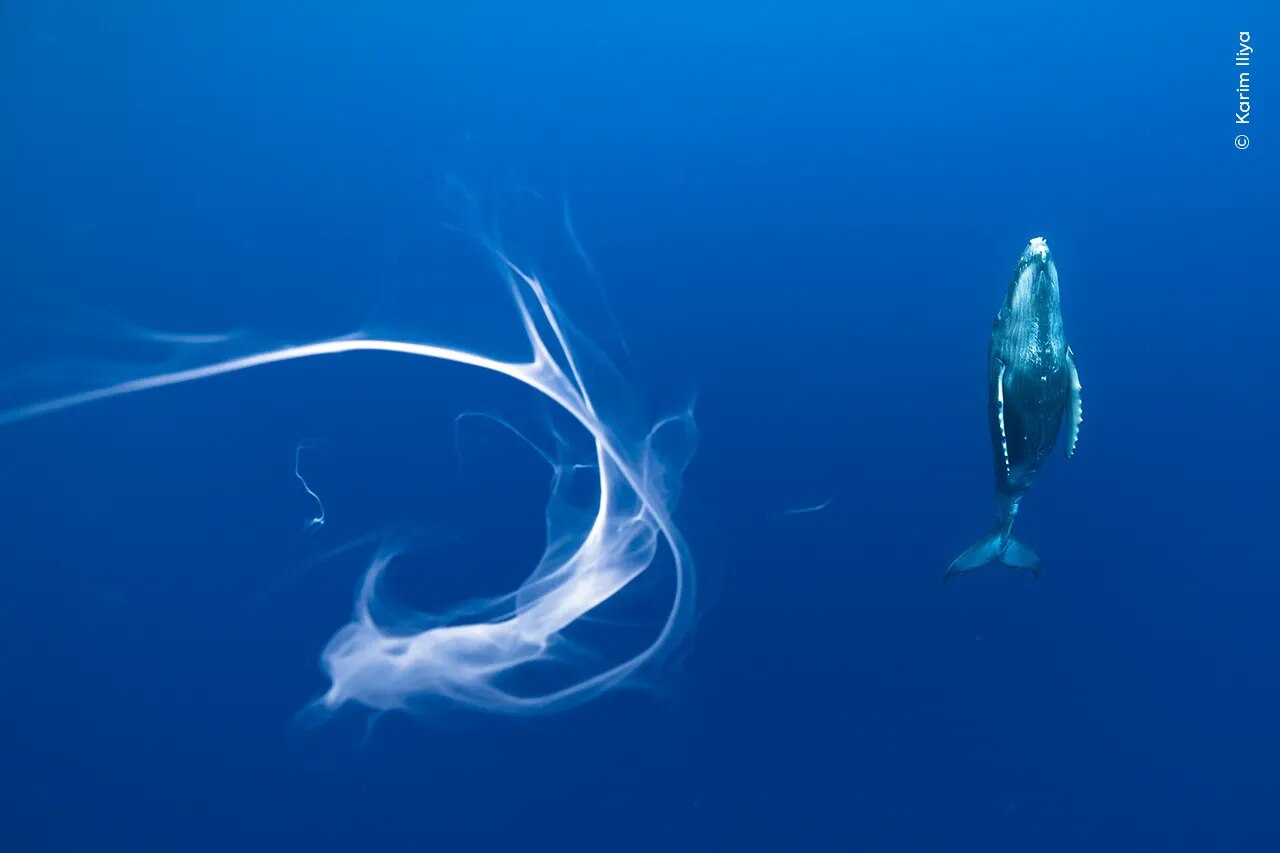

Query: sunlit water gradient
[1,2,1276,851]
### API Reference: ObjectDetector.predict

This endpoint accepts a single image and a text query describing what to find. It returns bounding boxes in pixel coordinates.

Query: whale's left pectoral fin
[995,360,1010,475]
[1065,346,1083,459]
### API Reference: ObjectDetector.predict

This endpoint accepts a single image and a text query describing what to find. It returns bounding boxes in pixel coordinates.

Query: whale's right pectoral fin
[994,360,1010,475]
[1065,347,1082,459]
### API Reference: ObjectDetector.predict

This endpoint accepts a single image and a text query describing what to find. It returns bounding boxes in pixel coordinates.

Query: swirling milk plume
[0,249,696,717]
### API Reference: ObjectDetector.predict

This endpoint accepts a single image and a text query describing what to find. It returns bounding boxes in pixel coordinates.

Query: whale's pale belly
[986,244,1071,494]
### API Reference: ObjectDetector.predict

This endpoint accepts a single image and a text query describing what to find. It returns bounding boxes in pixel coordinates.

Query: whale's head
[1021,237,1052,270]
[1008,236,1059,311]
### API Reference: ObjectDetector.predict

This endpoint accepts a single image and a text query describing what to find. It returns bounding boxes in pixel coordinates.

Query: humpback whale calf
[946,237,1083,579]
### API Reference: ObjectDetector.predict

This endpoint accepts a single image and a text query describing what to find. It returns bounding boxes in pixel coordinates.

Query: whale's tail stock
[945,494,1041,580]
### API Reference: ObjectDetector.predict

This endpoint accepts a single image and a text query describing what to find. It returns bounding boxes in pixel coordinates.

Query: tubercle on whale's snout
[1022,237,1052,268]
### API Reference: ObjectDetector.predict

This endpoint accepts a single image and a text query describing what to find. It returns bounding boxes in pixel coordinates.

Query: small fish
[783,499,833,516]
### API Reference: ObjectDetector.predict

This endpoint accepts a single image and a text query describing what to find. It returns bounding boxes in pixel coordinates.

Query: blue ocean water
[1,2,1276,851]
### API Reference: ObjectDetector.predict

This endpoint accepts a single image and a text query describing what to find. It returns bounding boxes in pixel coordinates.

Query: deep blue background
[1,2,1277,851]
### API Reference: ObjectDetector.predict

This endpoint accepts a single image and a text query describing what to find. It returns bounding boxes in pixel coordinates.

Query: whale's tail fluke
[945,530,1040,579]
